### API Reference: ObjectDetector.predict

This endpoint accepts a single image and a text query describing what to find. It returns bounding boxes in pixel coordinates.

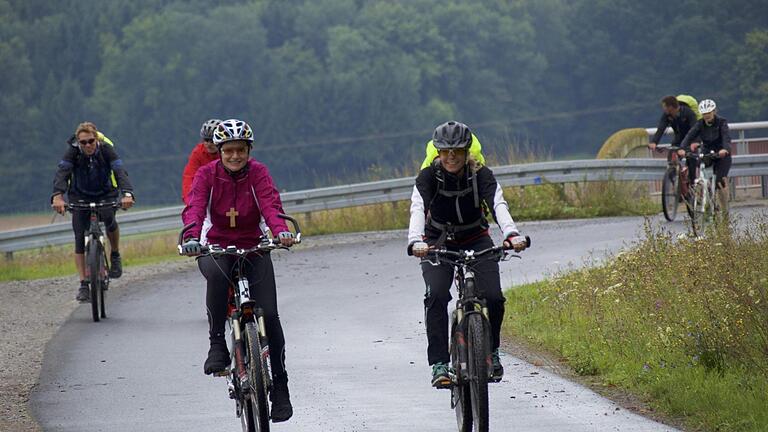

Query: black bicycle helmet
[432,121,472,150]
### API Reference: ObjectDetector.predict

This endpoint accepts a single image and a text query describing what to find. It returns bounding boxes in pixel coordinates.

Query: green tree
[735,30,768,120]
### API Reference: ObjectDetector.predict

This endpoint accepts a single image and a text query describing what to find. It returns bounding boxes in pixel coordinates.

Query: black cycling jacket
[650,104,698,146]
[680,116,732,153]
[52,143,133,201]
[408,162,517,245]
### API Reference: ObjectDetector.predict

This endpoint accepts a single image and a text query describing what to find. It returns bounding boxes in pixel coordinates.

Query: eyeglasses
[78,138,97,145]
[203,139,214,144]
[438,148,465,156]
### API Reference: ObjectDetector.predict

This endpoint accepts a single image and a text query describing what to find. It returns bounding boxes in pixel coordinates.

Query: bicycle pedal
[488,376,503,383]
[214,369,231,377]
[434,381,453,390]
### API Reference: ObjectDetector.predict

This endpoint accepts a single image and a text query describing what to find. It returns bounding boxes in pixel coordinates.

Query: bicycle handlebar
[426,235,531,264]
[688,150,725,162]
[198,240,288,256]
[66,201,121,212]
[178,213,303,254]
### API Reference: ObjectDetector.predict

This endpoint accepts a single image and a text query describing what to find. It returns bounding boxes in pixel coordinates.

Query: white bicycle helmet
[213,119,254,148]
[698,99,717,114]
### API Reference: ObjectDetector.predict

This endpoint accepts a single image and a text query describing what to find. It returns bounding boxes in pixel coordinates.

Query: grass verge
[502,218,768,432]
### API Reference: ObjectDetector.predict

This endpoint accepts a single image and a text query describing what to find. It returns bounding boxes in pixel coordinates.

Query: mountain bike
[68,201,120,322]
[688,150,725,236]
[424,236,530,432]
[178,214,301,432]
[655,145,691,221]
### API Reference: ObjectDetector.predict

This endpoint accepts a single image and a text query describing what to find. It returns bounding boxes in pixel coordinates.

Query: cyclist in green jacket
[420,133,485,169]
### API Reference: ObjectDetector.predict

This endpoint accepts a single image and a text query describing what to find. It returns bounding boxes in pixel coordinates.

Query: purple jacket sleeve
[181,163,212,240]
[252,163,290,235]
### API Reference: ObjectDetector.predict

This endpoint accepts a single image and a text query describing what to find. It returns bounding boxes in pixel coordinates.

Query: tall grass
[503,217,768,431]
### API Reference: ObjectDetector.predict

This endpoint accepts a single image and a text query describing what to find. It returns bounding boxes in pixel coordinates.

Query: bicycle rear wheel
[661,167,679,221]
[242,322,270,432]
[87,240,102,322]
[467,313,490,432]
[451,316,472,432]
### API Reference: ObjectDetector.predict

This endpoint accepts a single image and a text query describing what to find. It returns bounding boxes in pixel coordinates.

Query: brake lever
[501,253,521,261]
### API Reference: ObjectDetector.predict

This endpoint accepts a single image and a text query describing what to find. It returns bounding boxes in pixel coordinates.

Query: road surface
[37,211,760,431]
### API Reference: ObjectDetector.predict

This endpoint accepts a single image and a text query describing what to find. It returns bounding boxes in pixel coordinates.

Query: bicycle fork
[451,269,490,386]
[230,316,249,388]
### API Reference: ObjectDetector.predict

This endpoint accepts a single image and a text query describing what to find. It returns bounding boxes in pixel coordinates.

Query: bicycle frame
[688,150,722,236]
[451,263,492,386]
[693,153,717,207]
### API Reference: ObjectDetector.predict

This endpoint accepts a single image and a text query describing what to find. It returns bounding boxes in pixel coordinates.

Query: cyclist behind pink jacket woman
[180,119,295,422]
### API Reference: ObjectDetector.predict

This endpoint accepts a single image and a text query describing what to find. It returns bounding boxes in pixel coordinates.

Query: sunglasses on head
[78,138,97,145]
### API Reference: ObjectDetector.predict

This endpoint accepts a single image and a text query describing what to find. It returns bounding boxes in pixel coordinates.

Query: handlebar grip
[277,213,302,243]
[178,222,196,246]
[525,235,531,248]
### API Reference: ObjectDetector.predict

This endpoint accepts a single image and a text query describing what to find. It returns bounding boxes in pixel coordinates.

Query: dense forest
[0,0,766,212]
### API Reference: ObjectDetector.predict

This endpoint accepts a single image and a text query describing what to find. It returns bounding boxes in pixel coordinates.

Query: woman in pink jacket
[180,119,295,422]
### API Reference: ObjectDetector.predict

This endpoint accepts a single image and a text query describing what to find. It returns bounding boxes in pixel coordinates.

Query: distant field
[0,204,175,232]
[0,213,59,231]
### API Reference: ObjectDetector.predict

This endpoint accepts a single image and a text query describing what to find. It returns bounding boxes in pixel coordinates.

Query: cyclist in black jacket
[648,95,698,151]
[407,121,528,388]
[679,99,731,213]
[51,122,135,302]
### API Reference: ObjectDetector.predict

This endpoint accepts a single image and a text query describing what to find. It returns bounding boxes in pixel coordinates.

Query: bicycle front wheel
[661,167,679,221]
[451,317,472,432]
[467,313,490,432]
[691,182,713,237]
[242,322,270,432]
[87,240,102,322]
[99,249,108,319]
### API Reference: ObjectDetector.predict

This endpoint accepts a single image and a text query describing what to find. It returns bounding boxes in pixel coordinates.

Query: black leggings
[71,208,118,254]
[687,154,732,189]
[197,252,287,380]
[420,235,505,365]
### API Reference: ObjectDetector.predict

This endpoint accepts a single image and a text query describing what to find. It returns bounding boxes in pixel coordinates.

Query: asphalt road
[35,210,758,432]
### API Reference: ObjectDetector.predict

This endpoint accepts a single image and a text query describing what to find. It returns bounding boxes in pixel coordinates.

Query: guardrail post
[762,175,768,199]
[5,251,12,261]
[390,201,399,226]
[738,130,747,192]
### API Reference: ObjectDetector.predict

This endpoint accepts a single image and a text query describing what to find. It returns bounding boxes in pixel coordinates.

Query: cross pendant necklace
[226,207,239,228]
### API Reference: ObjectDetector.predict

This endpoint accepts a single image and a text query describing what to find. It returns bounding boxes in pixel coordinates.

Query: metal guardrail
[2,155,767,255]
[645,120,768,136]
